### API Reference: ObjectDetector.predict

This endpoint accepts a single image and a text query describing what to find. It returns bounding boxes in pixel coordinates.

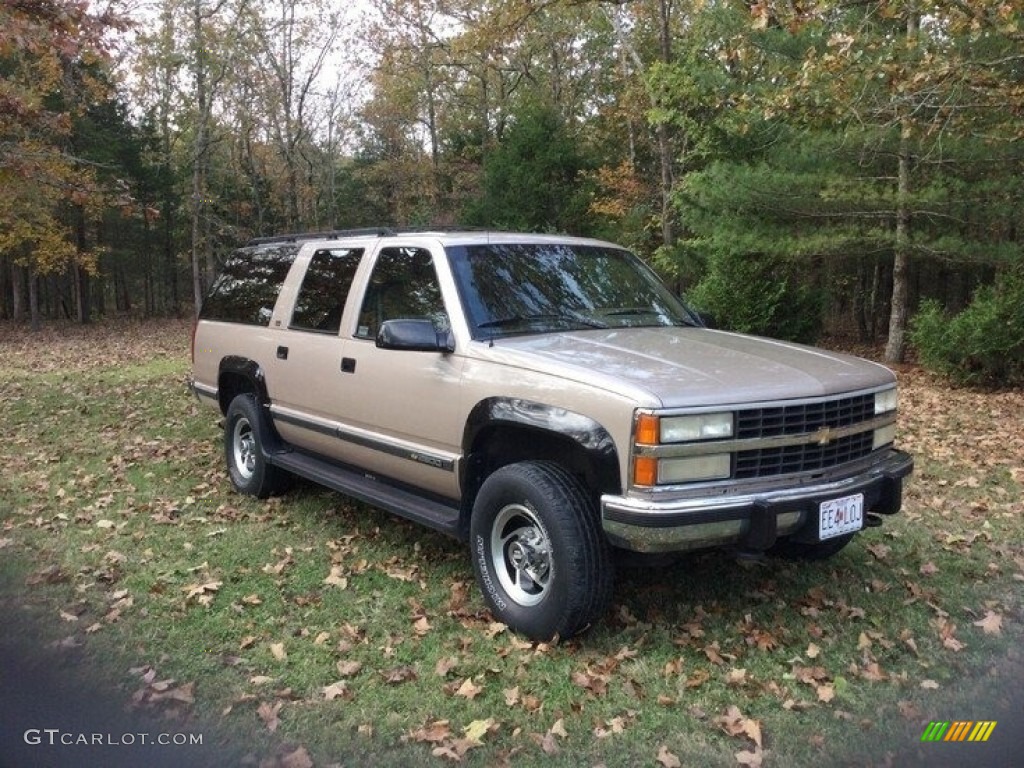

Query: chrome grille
[734,394,877,479]
[736,393,875,439]
[735,432,875,479]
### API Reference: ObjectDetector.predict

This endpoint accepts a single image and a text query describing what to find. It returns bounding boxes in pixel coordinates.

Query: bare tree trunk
[28,268,41,332]
[12,262,25,322]
[191,0,211,318]
[884,139,911,362]
[884,11,918,364]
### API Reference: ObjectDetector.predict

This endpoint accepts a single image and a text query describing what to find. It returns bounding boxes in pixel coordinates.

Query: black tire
[770,533,855,561]
[224,394,289,498]
[470,461,612,641]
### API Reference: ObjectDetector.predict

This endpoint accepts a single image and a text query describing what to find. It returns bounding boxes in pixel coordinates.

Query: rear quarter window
[200,245,299,325]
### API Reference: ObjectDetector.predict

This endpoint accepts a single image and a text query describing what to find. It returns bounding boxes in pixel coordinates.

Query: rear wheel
[224,394,289,498]
[470,461,612,641]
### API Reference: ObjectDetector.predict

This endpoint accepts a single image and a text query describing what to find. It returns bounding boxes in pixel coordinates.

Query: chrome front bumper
[601,450,914,553]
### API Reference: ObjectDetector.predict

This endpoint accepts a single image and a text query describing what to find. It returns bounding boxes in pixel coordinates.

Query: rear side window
[200,245,298,325]
[290,248,363,334]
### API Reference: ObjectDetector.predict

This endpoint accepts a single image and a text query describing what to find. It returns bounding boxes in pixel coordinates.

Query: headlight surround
[660,412,734,442]
[874,388,898,415]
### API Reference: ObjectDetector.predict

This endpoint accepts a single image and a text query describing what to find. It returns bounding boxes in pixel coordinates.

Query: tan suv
[190,229,913,640]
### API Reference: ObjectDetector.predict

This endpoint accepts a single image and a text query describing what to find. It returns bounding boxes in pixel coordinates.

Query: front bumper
[601,449,913,553]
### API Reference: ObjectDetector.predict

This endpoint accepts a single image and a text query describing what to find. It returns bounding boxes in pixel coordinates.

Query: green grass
[1,319,1021,767]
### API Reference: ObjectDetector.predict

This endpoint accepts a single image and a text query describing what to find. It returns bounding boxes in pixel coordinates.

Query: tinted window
[446,243,698,338]
[290,248,363,334]
[355,247,447,339]
[200,245,298,325]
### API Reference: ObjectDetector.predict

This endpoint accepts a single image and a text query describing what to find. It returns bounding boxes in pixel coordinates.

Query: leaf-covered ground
[1,320,1022,768]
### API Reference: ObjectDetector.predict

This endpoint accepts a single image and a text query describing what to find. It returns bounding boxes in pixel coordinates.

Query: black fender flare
[217,356,271,412]
[461,397,621,496]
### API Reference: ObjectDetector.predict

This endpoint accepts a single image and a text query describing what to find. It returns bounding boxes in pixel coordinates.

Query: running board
[267,450,463,538]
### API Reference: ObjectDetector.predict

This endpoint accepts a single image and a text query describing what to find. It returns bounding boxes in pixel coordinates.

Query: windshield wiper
[601,307,699,327]
[477,313,606,330]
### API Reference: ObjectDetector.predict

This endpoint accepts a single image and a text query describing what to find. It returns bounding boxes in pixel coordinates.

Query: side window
[200,245,298,325]
[355,247,447,339]
[290,248,363,334]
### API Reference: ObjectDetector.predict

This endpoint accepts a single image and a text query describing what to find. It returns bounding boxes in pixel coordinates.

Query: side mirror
[376,319,455,353]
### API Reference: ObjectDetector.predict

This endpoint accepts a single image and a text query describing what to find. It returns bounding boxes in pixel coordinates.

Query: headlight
[874,388,898,414]
[660,413,733,442]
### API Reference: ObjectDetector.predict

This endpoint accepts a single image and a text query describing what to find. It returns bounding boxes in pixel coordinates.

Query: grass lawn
[1,319,1021,767]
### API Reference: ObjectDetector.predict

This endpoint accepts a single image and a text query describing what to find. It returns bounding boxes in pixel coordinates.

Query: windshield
[446,243,700,339]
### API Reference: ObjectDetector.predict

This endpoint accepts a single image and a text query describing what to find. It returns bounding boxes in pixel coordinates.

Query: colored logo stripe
[921,721,997,743]
[969,722,997,742]
[945,721,972,741]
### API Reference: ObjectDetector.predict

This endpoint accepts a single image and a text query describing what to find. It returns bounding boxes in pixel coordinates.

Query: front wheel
[470,461,612,641]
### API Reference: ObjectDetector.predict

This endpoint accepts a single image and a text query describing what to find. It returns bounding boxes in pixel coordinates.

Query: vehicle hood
[485,327,895,408]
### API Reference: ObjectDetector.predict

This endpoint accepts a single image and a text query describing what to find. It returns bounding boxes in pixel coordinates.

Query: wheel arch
[217,356,270,414]
[460,397,621,535]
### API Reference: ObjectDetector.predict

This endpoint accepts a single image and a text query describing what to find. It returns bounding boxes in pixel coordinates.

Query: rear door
[265,244,365,455]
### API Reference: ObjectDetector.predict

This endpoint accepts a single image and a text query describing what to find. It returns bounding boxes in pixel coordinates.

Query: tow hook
[865,512,884,528]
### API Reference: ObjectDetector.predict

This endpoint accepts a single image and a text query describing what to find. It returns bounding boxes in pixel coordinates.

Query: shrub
[910,270,1024,387]
[687,251,824,344]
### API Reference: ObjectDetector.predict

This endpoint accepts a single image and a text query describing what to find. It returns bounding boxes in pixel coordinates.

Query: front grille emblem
[813,426,835,446]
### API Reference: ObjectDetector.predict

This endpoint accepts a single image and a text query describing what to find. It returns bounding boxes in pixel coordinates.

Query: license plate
[818,493,864,540]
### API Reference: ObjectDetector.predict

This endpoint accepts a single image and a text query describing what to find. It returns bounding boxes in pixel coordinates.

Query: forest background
[2,0,1022,377]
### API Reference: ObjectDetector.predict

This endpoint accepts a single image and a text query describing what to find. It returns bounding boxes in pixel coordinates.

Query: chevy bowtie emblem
[813,426,835,446]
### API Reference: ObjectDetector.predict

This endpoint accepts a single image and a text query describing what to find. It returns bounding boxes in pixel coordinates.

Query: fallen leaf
[409,719,451,743]
[435,656,459,677]
[861,662,887,682]
[657,744,682,768]
[257,700,282,732]
[413,616,431,636]
[336,660,363,677]
[726,668,748,687]
[736,747,764,767]
[280,746,313,768]
[323,681,352,701]
[920,679,940,689]
[381,665,418,684]
[269,642,287,662]
[323,565,348,589]
[503,686,520,707]
[455,677,484,700]
[462,717,496,745]
[973,610,1003,636]
[806,643,821,659]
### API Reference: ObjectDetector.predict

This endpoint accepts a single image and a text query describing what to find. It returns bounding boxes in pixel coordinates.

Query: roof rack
[245,225,510,246]
[246,228,396,246]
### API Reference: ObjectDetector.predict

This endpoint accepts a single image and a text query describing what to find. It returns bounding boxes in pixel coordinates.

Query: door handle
[341,357,356,373]
[277,346,289,360]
